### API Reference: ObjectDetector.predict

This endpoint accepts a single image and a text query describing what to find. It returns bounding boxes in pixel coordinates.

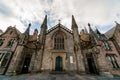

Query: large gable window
[54,33,64,50]
[0,53,12,67]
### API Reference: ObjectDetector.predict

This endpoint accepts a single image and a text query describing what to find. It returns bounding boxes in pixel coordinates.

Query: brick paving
[0,73,120,80]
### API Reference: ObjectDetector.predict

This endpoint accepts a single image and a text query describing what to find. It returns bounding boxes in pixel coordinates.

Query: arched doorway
[87,53,99,74]
[55,56,63,71]
[21,54,32,73]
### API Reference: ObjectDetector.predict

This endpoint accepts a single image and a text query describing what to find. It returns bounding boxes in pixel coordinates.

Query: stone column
[29,48,43,72]
[76,50,85,74]
[29,51,36,72]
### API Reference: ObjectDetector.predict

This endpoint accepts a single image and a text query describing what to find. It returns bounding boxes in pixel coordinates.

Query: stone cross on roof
[58,19,61,24]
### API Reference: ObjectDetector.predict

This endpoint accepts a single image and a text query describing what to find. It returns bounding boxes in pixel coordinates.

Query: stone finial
[35,28,38,32]
[88,23,91,27]
[29,23,31,27]
[88,23,94,33]
[114,21,120,25]
[34,28,38,35]
[58,19,61,28]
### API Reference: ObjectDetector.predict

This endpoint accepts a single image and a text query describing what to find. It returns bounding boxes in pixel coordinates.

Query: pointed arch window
[54,34,64,50]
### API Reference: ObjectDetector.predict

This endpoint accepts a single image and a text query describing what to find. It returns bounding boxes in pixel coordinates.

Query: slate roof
[105,27,116,39]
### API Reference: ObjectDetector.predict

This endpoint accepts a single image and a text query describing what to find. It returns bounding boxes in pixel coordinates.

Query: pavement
[0,72,120,80]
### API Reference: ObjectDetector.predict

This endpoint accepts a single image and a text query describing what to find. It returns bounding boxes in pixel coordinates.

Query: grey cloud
[0,0,120,33]
[0,3,13,17]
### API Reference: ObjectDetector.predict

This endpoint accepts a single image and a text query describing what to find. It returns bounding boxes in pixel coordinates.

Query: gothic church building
[0,15,120,77]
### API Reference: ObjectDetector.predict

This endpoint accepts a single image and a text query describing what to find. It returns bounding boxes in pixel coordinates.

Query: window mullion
[54,34,64,50]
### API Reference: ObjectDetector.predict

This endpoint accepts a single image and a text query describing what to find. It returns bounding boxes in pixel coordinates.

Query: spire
[24,23,31,34]
[84,27,88,34]
[88,23,94,34]
[41,15,47,28]
[39,15,47,43]
[23,23,31,40]
[71,15,80,44]
[95,27,101,35]
[72,15,78,29]
[88,23,91,30]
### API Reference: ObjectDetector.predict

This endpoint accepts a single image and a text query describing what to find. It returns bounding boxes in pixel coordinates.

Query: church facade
[0,15,120,77]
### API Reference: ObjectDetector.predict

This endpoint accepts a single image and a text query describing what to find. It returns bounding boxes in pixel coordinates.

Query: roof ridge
[47,23,72,34]
[105,27,116,39]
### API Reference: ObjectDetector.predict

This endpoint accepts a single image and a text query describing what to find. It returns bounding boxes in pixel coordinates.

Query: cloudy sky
[0,0,120,34]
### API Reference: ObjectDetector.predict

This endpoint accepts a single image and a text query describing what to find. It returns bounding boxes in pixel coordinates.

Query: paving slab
[0,73,120,80]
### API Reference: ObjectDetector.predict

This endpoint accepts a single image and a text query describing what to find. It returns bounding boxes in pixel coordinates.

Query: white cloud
[0,0,120,33]
[0,13,25,32]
